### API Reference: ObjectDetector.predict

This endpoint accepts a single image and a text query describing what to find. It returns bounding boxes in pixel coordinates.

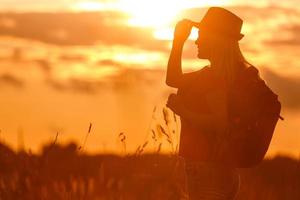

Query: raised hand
[173,19,193,45]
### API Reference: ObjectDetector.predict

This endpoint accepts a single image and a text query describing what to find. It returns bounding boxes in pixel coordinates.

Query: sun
[118,0,228,28]
[119,0,182,27]
[117,0,228,40]
[70,0,228,40]
[71,0,227,27]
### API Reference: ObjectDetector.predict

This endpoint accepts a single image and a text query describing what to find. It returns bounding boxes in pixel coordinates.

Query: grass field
[0,141,299,200]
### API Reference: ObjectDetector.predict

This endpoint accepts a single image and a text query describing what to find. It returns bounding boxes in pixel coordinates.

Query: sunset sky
[0,0,299,158]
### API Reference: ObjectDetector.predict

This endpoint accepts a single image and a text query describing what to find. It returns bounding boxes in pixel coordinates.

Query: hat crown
[200,7,244,40]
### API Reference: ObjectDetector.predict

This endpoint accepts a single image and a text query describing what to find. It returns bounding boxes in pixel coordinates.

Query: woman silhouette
[166,7,249,199]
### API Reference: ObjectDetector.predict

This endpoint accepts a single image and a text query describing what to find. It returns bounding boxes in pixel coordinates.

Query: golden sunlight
[153,27,199,40]
[70,0,229,31]
[71,1,118,11]
[119,0,228,28]
[119,0,181,27]
[71,1,106,11]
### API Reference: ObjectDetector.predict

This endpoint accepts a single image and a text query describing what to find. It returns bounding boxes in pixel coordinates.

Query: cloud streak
[0,73,24,88]
[45,66,166,94]
[0,12,169,51]
[264,25,300,46]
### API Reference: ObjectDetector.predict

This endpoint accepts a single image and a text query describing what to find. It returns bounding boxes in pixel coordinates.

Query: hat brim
[189,20,244,41]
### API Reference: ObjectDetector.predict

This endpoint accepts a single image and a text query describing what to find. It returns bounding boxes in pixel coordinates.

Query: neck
[209,59,221,71]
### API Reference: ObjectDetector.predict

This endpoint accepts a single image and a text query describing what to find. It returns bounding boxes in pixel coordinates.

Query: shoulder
[178,66,211,89]
[184,66,211,81]
[237,64,262,82]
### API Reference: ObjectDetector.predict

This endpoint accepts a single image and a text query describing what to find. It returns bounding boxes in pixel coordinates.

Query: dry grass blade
[88,123,92,133]
[53,132,59,146]
[175,144,179,154]
[142,141,148,148]
[157,125,169,139]
[153,106,157,113]
[44,131,60,156]
[118,132,127,155]
[136,141,149,156]
[151,129,157,142]
[157,143,162,153]
[173,112,177,122]
[79,122,93,151]
[135,145,141,155]
[151,130,156,138]
[139,148,144,155]
[151,106,157,120]
[120,136,126,142]
[118,132,126,142]
[163,107,170,125]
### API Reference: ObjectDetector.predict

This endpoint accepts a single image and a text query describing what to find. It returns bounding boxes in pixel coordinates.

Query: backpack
[213,66,282,168]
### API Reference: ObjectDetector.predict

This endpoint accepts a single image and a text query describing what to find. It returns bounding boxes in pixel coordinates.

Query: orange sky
[0,2,299,158]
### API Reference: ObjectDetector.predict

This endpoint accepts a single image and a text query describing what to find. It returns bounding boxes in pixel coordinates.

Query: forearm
[166,41,184,87]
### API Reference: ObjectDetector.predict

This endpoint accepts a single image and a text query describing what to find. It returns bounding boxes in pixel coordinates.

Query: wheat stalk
[78,123,93,151]
[118,132,127,155]
[157,143,162,154]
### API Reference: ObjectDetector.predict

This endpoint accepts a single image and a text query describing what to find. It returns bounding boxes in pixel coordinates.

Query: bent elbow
[165,79,179,88]
[166,76,181,88]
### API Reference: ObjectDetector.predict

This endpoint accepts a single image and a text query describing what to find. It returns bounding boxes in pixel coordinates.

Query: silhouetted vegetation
[0,142,299,199]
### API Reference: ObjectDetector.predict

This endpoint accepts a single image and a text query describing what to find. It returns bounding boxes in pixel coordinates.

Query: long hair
[209,37,250,87]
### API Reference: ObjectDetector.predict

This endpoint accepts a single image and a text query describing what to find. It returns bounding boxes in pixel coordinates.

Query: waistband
[183,159,236,171]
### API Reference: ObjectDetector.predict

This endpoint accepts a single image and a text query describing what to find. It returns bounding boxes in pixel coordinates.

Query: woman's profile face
[195,30,219,59]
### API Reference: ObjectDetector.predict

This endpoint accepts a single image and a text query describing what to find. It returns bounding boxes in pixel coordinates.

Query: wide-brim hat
[190,7,244,41]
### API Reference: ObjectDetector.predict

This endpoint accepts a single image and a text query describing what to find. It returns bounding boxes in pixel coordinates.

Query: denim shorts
[181,160,240,200]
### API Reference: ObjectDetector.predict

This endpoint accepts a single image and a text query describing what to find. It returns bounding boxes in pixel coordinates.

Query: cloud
[109,68,164,90]
[0,12,169,51]
[34,58,52,76]
[179,6,284,23]
[46,78,105,94]
[0,73,24,88]
[264,25,300,46]
[181,6,300,34]
[261,68,300,110]
[45,66,166,94]
[264,38,300,46]
[2,6,298,54]
[96,59,124,68]
[0,16,16,29]
[59,54,88,62]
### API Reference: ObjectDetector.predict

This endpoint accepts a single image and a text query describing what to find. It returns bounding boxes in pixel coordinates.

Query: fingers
[166,96,182,115]
[166,100,176,113]
[167,93,176,103]
[186,20,200,28]
[182,19,194,27]
[176,19,193,29]
[176,19,200,30]
[167,93,176,107]
[168,93,177,98]
[174,19,194,44]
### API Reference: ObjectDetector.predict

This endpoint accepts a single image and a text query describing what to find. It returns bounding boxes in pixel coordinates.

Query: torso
[177,67,228,162]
